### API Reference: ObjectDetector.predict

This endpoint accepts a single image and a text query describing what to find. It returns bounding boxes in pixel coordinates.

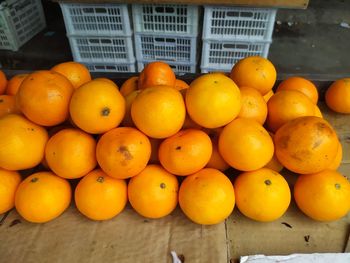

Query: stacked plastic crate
[59,3,136,72]
[132,4,199,75]
[200,6,277,73]
[0,0,46,51]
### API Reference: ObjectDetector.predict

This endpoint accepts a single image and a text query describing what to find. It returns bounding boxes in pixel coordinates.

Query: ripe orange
[219,118,274,171]
[6,74,28,95]
[75,169,127,221]
[128,164,178,219]
[120,76,139,97]
[238,86,267,124]
[159,129,212,176]
[314,105,323,118]
[138,61,176,90]
[325,78,350,113]
[0,114,48,170]
[69,79,125,134]
[0,95,20,118]
[230,56,276,95]
[175,79,189,91]
[94,78,117,87]
[0,70,7,95]
[149,138,162,164]
[234,168,291,222]
[16,70,74,126]
[179,168,235,225]
[131,85,185,138]
[182,114,202,130]
[263,89,274,102]
[327,140,342,170]
[274,116,339,174]
[206,134,230,172]
[122,90,140,127]
[51,61,91,89]
[0,169,21,214]
[186,73,241,128]
[15,172,71,223]
[45,128,96,179]
[294,170,350,221]
[96,127,151,179]
[264,133,283,172]
[277,77,319,104]
[266,90,315,132]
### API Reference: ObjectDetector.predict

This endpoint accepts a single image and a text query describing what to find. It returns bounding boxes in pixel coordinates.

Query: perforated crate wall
[0,0,46,51]
[84,62,136,72]
[200,40,270,73]
[203,6,276,41]
[137,61,196,74]
[132,4,198,35]
[69,36,135,63]
[60,3,132,36]
[135,33,197,63]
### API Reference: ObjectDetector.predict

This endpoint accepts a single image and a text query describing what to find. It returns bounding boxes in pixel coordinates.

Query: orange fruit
[237,86,267,124]
[206,133,230,172]
[0,114,48,170]
[0,95,20,118]
[230,56,276,95]
[175,79,189,91]
[6,74,28,95]
[274,116,339,174]
[69,79,125,134]
[179,168,235,225]
[294,170,350,221]
[266,90,315,132]
[0,169,21,214]
[51,61,91,89]
[159,129,212,176]
[0,70,7,95]
[120,76,138,97]
[325,78,350,113]
[122,90,140,127]
[16,70,74,126]
[219,118,274,171]
[186,73,241,128]
[138,61,176,90]
[314,105,323,118]
[149,138,162,164]
[276,77,319,104]
[96,127,151,179]
[131,85,185,138]
[45,128,97,179]
[327,140,342,170]
[264,133,284,172]
[94,78,117,87]
[182,114,202,130]
[263,89,274,102]
[75,169,127,221]
[234,168,291,222]
[128,164,178,219]
[15,172,71,223]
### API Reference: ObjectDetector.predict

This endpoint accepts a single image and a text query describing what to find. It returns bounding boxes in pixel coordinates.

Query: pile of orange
[0,58,349,225]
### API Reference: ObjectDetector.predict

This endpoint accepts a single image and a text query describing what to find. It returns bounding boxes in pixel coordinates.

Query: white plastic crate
[60,3,132,36]
[200,39,271,73]
[203,6,276,41]
[132,4,199,35]
[83,62,136,73]
[135,33,197,63]
[0,0,46,51]
[137,61,196,75]
[68,36,135,63]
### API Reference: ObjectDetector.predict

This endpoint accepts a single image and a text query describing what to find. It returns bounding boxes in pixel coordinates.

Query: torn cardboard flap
[0,206,228,263]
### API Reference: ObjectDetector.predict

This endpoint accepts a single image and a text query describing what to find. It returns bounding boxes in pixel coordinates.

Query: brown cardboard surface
[0,206,228,263]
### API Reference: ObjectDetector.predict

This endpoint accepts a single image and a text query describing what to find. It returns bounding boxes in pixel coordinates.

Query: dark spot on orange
[160,183,166,189]
[335,183,341,190]
[279,135,290,149]
[97,176,104,183]
[30,177,38,183]
[118,146,133,160]
[176,146,181,150]
[264,179,272,186]
[312,139,322,149]
[101,107,110,116]
[0,99,3,103]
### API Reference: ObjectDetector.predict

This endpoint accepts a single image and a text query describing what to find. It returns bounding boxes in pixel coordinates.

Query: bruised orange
[96,127,151,179]
[128,164,178,219]
[138,61,176,90]
[238,86,267,124]
[51,61,91,89]
[159,129,212,176]
[0,95,20,118]
[6,74,28,95]
[294,170,350,221]
[120,76,139,97]
[75,169,127,221]
[0,169,21,214]
[325,78,350,114]
[15,172,71,223]
[179,168,235,225]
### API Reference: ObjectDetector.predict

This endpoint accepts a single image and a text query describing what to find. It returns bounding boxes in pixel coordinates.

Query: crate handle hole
[88,39,101,44]
[82,8,95,14]
[241,12,254,18]
[155,6,175,13]
[101,39,112,44]
[154,38,176,44]
[95,8,107,14]
[226,11,240,17]
[223,44,248,49]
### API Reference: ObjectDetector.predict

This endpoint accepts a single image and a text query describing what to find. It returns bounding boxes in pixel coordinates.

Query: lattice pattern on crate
[132,4,198,35]
[137,61,196,74]
[203,6,276,41]
[84,62,136,72]
[60,3,131,36]
[69,36,135,63]
[135,34,197,63]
